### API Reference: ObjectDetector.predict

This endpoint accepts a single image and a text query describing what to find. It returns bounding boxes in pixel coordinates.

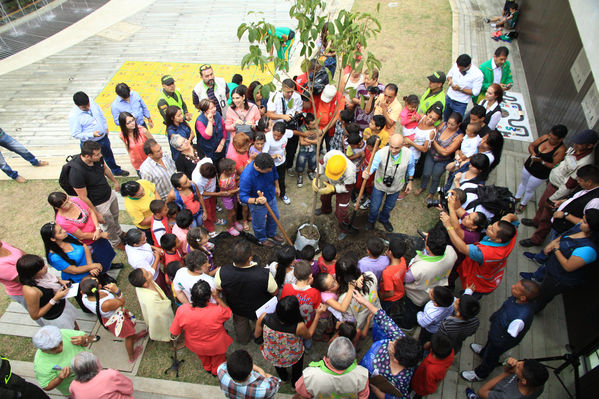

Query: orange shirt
[380,258,406,302]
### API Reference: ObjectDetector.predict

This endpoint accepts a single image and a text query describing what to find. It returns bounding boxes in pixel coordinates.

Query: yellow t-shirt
[374,96,402,125]
[363,127,390,147]
[124,179,156,228]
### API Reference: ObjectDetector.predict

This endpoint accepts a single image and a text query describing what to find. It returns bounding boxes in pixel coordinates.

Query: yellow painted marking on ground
[95,61,274,134]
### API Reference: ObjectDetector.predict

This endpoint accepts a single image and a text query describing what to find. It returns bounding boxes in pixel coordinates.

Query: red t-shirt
[317,256,336,275]
[280,284,322,327]
[164,250,183,267]
[380,259,407,302]
[411,351,455,395]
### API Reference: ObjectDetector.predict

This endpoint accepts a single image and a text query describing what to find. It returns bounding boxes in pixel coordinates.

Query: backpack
[464,185,516,223]
[58,154,82,196]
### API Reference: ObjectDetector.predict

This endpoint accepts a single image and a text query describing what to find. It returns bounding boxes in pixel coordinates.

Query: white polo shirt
[446,63,484,103]
[267,91,303,123]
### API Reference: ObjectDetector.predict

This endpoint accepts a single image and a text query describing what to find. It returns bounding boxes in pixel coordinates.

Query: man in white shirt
[444,54,484,121]
[139,140,177,200]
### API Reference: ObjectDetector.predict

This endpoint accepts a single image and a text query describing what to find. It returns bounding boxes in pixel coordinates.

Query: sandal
[227,227,240,236]
[516,203,526,214]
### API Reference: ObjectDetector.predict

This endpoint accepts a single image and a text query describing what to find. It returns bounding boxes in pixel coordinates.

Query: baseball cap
[320,84,337,104]
[161,75,175,85]
[427,71,446,84]
[571,129,599,145]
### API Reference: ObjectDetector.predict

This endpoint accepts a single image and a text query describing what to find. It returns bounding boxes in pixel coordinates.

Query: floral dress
[260,313,303,368]
[360,310,414,399]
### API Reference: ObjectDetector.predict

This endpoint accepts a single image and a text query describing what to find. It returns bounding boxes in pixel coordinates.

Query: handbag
[233,106,254,135]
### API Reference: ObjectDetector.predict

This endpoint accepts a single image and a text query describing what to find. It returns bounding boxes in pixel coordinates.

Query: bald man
[362,134,415,232]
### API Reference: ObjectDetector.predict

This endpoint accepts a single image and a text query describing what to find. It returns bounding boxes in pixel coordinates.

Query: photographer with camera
[352,69,385,130]
[441,210,518,300]
[363,134,415,232]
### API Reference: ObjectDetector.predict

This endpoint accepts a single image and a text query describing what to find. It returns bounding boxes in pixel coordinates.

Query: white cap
[320,84,337,103]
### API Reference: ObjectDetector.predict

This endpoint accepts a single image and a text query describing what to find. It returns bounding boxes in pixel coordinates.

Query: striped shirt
[438,316,480,354]
[217,363,280,399]
[139,153,177,199]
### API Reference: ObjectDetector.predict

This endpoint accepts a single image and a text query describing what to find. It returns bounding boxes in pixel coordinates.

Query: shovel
[348,137,381,229]
[257,191,294,246]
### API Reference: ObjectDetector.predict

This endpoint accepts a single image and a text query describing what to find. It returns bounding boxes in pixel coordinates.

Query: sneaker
[519,271,534,280]
[116,170,130,176]
[282,195,291,205]
[461,370,483,382]
[523,251,544,266]
[307,171,315,180]
[484,18,490,23]
[297,175,304,187]
[359,198,371,210]
[287,169,296,177]
[216,218,226,225]
[465,387,479,399]
[470,343,483,355]
[227,227,240,237]
[216,205,223,212]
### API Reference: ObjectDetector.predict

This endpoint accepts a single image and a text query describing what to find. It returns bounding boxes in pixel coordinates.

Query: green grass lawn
[0,0,452,389]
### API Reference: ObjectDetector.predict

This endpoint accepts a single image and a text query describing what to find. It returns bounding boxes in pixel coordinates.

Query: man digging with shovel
[314,150,358,238]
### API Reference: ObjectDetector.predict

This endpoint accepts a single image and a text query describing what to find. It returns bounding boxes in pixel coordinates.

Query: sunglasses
[199,64,212,73]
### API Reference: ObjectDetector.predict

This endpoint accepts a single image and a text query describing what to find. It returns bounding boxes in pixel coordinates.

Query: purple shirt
[358,256,390,283]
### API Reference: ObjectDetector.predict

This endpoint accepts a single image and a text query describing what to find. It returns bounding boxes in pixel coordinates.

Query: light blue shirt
[369,148,416,177]
[68,98,108,142]
[110,91,151,126]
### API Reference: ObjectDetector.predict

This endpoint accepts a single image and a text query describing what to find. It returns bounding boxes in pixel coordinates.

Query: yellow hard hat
[325,155,347,181]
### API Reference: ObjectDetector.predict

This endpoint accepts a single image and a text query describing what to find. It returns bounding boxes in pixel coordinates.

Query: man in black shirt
[69,141,123,248]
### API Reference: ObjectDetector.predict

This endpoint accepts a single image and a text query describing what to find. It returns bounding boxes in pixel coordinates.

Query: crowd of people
[1,17,598,399]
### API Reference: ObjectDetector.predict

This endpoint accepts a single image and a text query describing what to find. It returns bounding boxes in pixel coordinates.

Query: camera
[285,112,306,131]
[427,189,449,211]
[383,175,395,187]
[368,86,382,95]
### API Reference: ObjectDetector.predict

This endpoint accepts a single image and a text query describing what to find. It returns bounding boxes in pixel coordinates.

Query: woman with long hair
[247,80,268,116]
[48,191,117,272]
[16,254,78,328]
[80,278,147,363]
[477,83,504,130]
[254,295,327,386]
[335,252,381,331]
[170,280,233,375]
[225,85,260,137]
[195,99,226,163]
[41,222,103,283]
[165,105,193,161]
[118,111,153,174]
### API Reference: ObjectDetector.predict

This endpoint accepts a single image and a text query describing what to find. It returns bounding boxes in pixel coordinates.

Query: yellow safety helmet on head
[325,155,347,181]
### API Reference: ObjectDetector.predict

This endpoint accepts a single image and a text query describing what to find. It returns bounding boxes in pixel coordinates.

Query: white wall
[569,0,599,83]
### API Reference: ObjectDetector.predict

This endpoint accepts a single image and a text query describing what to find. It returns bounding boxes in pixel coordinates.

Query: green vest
[418,89,445,126]
[159,89,184,110]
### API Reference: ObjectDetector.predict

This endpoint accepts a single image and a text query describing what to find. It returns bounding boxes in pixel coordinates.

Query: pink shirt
[226,142,250,174]
[172,225,189,254]
[224,104,261,133]
[55,197,97,245]
[0,242,24,296]
[119,126,149,170]
[69,368,134,399]
[400,107,421,130]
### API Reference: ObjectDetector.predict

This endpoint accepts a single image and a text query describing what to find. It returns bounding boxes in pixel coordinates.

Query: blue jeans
[0,129,41,179]
[443,95,468,121]
[248,197,279,242]
[368,187,400,224]
[82,135,122,175]
[295,149,316,173]
[420,152,450,194]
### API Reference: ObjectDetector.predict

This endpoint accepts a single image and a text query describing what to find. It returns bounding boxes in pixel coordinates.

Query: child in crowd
[264,121,294,204]
[80,278,147,362]
[218,158,242,237]
[411,333,455,398]
[128,268,174,342]
[317,244,337,275]
[160,233,183,265]
[164,260,184,303]
[192,159,218,234]
[150,199,171,247]
[124,228,169,295]
[172,250,215,304]
[331,321,357,344]
[173,209,192,254]
[363,115,390,147]
[330,109,354,152]
[354,135,377,207]
[379,237,407,319]
[487,2,519,29]
[187,226,216,275]
[447,122,483,174]
[166,202,179,227]
[345,133,366,168]
[249,132,266,159]
[399,94,421,140]
[295,113,319,187]
[268,245,297,289]
[280,260,322,349]
[357,237,390,283]
[417,286,456,345]
[438,288,480,353]
[167,172,206,228]
[312,272,357,340]
[298,245,318,275]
